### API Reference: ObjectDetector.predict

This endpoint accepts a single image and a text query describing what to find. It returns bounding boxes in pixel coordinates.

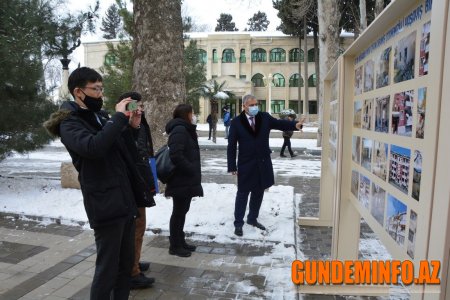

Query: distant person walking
[227,94,303,237]
[165,104,203,257]
[206,114,212,140]
[223,107,231,139]
[280,114,298,158]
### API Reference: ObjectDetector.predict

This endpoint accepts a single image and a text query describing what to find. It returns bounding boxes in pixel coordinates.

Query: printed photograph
[329,144,336,163]
[376,47,391,88]
[352,136,361,164]
[419,21,431,76]
[361,138,373,172]
[389,145,411,194]
[355,66,363,95]
[375,95,390,133]
[330,102,338,122]
[412,150,423,201]
[371,183,386,226]
[394,31,416,83]
[392,90,414,136]
[351,170,359,198]
[364,59,374,92]
[407,210,418,259]
[373,141,388,181]
[329,123,337,144]
[362,99,373,130]
[416,87,426,139]
[359,174,371,209]
[386,194,407,246]
[354,100,362,128]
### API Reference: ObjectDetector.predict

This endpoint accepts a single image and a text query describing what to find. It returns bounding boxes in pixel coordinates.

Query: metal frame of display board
[313,0,450,298]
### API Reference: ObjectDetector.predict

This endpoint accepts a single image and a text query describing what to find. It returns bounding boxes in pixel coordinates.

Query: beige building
[83,31,353,122]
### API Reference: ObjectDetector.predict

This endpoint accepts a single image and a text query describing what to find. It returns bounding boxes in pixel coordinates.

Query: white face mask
[191,114,197,124]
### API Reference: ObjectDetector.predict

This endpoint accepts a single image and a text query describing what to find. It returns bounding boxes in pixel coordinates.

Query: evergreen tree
[246,11,270,31]
[215,13,238,32]
[184,40,206,113]
[0,0,57,160]
[101,4,122,39]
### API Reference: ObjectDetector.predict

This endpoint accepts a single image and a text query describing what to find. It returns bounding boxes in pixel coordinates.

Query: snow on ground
[198,136,321,150]
[196,122,318,133]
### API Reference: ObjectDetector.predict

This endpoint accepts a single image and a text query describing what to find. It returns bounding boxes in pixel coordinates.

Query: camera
[126,100,138,111]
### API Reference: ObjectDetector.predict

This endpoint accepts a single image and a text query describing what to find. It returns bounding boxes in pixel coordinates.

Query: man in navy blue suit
[227,94,303,236]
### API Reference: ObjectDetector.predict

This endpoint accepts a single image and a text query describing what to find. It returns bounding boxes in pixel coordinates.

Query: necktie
[249,116,255,131]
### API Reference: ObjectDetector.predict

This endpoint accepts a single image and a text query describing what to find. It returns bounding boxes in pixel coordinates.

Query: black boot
[182,232,196,252]
[169,236,191,257]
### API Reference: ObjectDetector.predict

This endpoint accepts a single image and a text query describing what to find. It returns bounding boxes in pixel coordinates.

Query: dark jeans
[208,124,212,139]
[170,196,192,245]
[90,216,135,300]
[234,188,264,228]
[281,137,293,156]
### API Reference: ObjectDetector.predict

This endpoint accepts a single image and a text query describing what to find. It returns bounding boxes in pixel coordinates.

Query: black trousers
[281,137,293,156]
[170,196,192,245]
[208,124,212,139]
[90,216,135,300]
[234,188,265,228]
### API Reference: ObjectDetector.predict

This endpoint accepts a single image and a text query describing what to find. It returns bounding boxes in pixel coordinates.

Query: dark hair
[173,104,193,123]
[68,67,102,97]
[117,91,142,103]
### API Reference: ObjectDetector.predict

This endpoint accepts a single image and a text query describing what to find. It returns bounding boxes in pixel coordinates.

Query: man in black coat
[44,67,144,300]
[227,94,303,236]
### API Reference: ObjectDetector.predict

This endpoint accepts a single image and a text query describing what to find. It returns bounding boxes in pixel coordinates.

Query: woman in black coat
[165,104,203,257]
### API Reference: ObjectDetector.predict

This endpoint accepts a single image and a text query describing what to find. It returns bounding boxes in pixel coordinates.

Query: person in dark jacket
[43,67,144,300]
[280,114,298,158]
[165,104,203,257]
[117,92,156,289]
[206,113,213,140]
[227,94,303,237]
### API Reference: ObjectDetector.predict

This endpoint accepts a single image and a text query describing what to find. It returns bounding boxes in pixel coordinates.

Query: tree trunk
[375,0,385,18]
[303,16,309,120]
[360,0,367,32]
[317,0,341,147]
[132,0,185,150]
[298,34,302,115]
[211,100,218,143]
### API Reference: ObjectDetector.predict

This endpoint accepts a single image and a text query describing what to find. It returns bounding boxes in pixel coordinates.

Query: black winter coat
[44,101,147,228]
[164,118,203,198]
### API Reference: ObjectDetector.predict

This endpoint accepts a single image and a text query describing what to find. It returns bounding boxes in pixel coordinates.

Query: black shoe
[139,261,150,272]
[234,227,243,236]
[131,273,154,289]
[280,154,287,157]
[247,221,266,231]
[169,247,192,257]
[183,241,196,252]
[291,154,297,158]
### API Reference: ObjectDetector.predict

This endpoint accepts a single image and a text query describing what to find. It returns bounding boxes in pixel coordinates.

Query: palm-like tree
[198,80,234,143]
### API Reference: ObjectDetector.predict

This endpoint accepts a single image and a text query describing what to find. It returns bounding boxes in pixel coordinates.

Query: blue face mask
[248,106,259,116]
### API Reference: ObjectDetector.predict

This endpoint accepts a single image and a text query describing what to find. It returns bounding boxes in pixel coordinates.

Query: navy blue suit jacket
[227,111,298,192]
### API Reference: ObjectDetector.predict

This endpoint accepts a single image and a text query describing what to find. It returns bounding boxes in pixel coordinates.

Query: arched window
[289,74,304,87]
[104,53,116,66]
[240,49,246,63]
[308,48,317,62]
[212,49,218,63]
[251,48,266,62]
[308,74,317,87]
[270,48,286,62]
[289,48,304,62]
[272,73,285,87]
[251,73,265,87]
[222,49,236,63]
[198,49,207,64]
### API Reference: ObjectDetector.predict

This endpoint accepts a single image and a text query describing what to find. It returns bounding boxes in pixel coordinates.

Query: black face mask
[81,90,103,112]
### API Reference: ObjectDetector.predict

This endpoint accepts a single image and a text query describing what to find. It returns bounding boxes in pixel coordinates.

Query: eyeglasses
[83,86,104,93]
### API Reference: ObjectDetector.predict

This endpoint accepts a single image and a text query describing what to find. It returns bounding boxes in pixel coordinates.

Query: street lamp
[263,73,273,115]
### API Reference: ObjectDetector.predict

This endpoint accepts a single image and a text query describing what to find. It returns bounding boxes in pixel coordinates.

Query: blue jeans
[225,126,230,138]
[234,188,265,228]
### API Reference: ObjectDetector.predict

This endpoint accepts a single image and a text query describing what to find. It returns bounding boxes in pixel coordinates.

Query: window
[212,49,218,63]
[308,74,317,87]
[289,74,304,87]
[198,49,207,64]
[308,48,317,62]
[240,75,246,80]
[222,49,236,63]
[289,48,304,62]
[240,49,246,63]
[289,100,299,113]
[212,75,218,78]
[257,100,266,112]
[272,73,285,87]
[270,48,286,62]
[104,53,116,66]
[271,100,285,113]
[251,48,266,62]
[251,73,265,87]
[309,100,318,114]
